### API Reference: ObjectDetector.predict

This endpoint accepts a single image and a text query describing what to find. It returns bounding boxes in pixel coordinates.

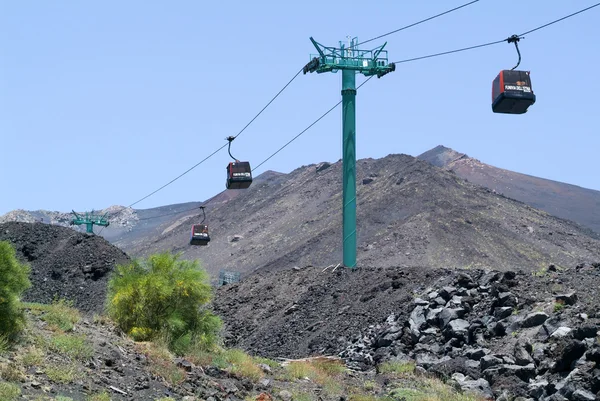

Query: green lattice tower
[70,210,110,233]
[304,36,395,269]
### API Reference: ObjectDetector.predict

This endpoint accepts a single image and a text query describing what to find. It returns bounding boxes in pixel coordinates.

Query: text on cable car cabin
[504,84,532,92]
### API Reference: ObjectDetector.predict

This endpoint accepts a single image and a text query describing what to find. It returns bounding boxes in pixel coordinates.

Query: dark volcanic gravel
[213,262,600,360]
[214,262,600,399]
[213,264,443,358]
[0,221,130,314]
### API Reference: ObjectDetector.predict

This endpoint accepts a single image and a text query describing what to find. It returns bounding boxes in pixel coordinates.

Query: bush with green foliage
[106,251,221,354]
[0,241,32,339]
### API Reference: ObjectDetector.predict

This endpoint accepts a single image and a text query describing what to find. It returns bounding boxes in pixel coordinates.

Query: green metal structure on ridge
[70,210,110,233]
[305,36,395,77]
[304,36,395,269]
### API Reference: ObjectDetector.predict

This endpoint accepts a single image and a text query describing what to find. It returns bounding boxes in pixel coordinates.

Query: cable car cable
[123,179,227,224]
[391,2,600,65]
[96,67,304,233]
[253,76,375,172]
[252,3,600,174]
[128,68,303,209]
[98,3,600,233]
[356,0,482,47]
[518,2,600,36]
[131,195,219,223]
[121,1,486,212]
[392,39,506,65]
[128,144,228,210]
[230,68,303,141]
[136,206,201,221]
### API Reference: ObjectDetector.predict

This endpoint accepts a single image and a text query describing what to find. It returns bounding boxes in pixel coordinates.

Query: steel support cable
[391,2,600,64]
[96,67,304,233]
[128,67,303,210]
[97,2,600,232]
[356,0,482,47]
[253,76,375,172]
[136,206,201,221]
[230,68,303,140]
[252,3,600,174]
[393,39,506,64]
[136,189,226,223]
[519,2,600,36]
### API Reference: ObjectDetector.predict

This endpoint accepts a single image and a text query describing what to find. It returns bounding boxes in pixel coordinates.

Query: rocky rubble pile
[0,221,131,313]
[339,267,600,400]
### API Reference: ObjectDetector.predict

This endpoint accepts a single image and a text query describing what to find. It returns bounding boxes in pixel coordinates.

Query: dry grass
[23,300,81,332]
[282,357,347,397]
[253,356,280,369]
[0,301,91,389]
[221,348,265,381]
[44,361,81,384]
[348,395,383,401]
[16,345,45,367]
[0,382,21,400]
[48,333,93,360]
[186,346,267,382]
[0,334,9,354]
[377,361,416,375]
[387,376,488,401]
[135,341,187,386]
[86,391,111,401]
[6,301,489,401]
[0,361,26,382]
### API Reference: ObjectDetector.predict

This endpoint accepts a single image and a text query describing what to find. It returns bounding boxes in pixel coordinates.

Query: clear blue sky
[2,1,599,215]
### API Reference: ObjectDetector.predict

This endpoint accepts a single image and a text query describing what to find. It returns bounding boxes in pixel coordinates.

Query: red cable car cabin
[190,224,210,246]
[492,70,536,114]
[226,161,252,189]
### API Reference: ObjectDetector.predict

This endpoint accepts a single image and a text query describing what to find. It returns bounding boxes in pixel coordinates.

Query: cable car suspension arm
[199,206,206,224]
[507,34,523,70]
[226,136,239,162]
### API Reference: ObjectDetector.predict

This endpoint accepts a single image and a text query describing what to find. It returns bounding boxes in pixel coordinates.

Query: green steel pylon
[304,36,395,269]
[70,210,110,233]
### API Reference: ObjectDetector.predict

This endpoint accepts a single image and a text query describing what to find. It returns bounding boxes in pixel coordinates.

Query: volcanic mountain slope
[418,145,600,235]
[127,153,600,277]
[0,221,130,313]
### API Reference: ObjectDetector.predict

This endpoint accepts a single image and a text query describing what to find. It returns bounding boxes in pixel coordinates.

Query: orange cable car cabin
[226,161,252,189]
[492,34,536,115]
[491,69,536,115]
[190,224,210,246]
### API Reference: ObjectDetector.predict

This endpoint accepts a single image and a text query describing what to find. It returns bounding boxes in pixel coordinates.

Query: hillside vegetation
[1,150,600,400]
[0,240,487,401]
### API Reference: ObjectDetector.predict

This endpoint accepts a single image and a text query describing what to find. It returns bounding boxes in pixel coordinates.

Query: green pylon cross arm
[304,36,396,78]
[70,210,110,234]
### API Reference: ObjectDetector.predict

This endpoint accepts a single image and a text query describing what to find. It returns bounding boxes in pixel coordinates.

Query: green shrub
[106,251,221,354]
[0,241,32,339]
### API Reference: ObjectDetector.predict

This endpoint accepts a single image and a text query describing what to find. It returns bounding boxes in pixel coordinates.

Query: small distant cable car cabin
[492,70,536,114]
[190,224,210,246]
[226,161,252,189]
